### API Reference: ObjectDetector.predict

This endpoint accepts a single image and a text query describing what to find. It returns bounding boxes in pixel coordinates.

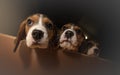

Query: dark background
[0,0,120,65]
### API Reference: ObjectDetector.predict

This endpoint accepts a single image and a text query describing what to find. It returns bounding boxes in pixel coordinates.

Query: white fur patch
[87,45,98,55]
[26,14,48,48]
[59,27,77,50]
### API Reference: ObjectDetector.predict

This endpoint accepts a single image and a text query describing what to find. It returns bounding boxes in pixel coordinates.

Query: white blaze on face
[26,14,48,48]
[87,45,98,55]
[59,26,78,50]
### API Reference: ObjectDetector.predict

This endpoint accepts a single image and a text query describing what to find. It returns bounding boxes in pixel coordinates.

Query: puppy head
[80,40,100,56]
[86,40,100,56]
[14,13,56,52]
[59,23,85,51]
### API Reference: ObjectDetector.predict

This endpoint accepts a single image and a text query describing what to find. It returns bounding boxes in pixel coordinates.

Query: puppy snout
[32,29,44,41]
[65,30,74,38]
[94,48,100,54]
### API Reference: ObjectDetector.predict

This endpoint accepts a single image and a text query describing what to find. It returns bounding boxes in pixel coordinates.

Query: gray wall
[0,0,120,64]
[0,0,32,35]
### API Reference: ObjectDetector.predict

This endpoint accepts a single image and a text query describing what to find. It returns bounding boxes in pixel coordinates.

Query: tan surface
[0,33,114,75]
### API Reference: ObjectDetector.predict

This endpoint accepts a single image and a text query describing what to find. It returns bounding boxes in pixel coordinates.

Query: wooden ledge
[0,33,115,75]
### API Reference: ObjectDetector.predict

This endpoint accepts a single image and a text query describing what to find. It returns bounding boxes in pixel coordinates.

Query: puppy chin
[60,42,71,49]
[60,41,77,51]
[26,41,49,49]
[29,43,48,49]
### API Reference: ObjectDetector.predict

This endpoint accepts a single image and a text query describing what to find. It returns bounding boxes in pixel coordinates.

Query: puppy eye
[76,29,81,34]
[27,19,33,26]
[62,26,68,31]
[46,23,53,29]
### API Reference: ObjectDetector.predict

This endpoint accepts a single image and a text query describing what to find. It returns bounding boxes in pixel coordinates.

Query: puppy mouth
[60,39,72,44]
[60,38,79,48]
[33,42,40,45]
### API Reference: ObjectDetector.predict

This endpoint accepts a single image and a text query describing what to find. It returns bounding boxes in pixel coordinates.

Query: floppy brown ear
[13,21,26,52]
[48,24,58,50]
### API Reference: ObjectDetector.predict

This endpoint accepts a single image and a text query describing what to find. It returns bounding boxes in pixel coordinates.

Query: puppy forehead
[64,24,81,30]
[64,23,73,28]
[27,14,51,23]
[28,14,40,21]
[73,26,81,30]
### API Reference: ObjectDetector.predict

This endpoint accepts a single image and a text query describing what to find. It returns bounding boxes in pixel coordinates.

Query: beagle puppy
[58,23,100,56]
[79,39,101,56]
[59,23,85,52]
[14,13,57,52]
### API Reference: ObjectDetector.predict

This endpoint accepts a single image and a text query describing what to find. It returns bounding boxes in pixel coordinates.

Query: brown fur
[59,23,85,52]
[13,13,57,52]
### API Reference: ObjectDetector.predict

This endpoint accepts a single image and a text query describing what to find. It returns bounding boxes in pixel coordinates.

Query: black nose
[65,30,74,38]
[94,48,100,54]
[32,29,44,41]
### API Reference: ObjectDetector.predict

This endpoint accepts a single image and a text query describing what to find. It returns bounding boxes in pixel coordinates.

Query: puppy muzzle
[32,29,44,42]
[65,30,74,39]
